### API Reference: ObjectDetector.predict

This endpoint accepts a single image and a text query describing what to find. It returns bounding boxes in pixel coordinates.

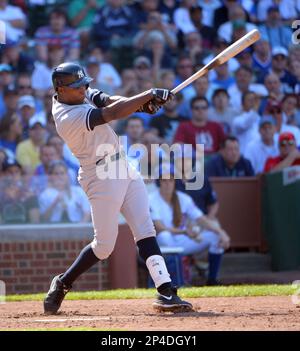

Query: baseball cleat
[44,274,71,315]
[153,287,193,313]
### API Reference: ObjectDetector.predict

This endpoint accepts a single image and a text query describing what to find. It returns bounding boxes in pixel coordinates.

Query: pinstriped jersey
[52,89,121,167]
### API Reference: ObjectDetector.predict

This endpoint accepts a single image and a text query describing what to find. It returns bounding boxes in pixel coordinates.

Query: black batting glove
[151,88,174,105]
[137,100,161,114]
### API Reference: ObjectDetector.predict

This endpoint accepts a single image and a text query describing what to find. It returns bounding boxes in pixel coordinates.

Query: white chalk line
[22,317,111,323]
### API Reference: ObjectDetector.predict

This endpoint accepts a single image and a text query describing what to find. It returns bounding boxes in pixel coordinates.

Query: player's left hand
[151,88,174,105]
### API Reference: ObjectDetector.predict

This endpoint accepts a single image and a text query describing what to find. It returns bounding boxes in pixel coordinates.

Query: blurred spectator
[47,134,79,175]
[42,88,56,135]
[132,56,153,86]
[183,31,207,65]
[150,93,186,144]
[257,0,299,23]
[115,68,139,97]
[34,7,80,62]
[259,6,292,49]
[244,116,278,174]
[85,57,114,95]
[174,55,195,100]
[133,0,160,26]
[174,96,225,155]
[16,114,47,174]
[211,61,235,90]
[1,40,35,74]
[189,6,216,49]
[0,147,8,176]
[0,0,26,41]
[235,47,252,68]
[217,4,257,43]
[91,0,137,52]
[157,69,176,90]
[206,136,254,177]
[124,116,144,148]
[228,65,267,110]
[265,100,300,146]
[16,73,44,112]
[68,0,102,50]
[252,39,272,80]
[39,161,90,223]
[232,91,261,154]
[268,47,298,93]
[263,72,284,104]
[1,86,19,118]
[208,88,239,134]
[31,43,65,97]
[149,167,230,286]
[173,0,197,34]
[88,47,122,91]
[0,112,22,155]
[290,60,300,94]
[197,0,222,27]
[0,159,40,224]
[0,64,14,118]
[264,132,300,173]
[213,0,240,29]
[281,94,300,128]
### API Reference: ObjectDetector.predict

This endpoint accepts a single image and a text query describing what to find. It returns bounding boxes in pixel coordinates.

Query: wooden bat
[171,29,261,95]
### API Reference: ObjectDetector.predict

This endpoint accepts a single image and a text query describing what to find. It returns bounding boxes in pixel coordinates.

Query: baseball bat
[171,29,261,95]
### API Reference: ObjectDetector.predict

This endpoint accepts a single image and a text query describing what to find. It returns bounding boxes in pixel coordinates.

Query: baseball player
[43,62,193,314]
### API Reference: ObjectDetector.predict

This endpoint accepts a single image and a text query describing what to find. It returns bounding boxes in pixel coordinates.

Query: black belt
[95,151,124,166]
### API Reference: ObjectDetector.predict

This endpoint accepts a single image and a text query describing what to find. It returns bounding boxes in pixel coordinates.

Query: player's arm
[197,215,230,249]
[87,89,173,130]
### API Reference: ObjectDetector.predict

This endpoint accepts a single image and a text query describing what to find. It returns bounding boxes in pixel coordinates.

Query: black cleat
[206,278,222,286]
[153,287,193,313]
[44,274,71,315]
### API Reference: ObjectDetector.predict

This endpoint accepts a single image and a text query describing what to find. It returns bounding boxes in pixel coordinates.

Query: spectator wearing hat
[267,47,298,93]
[1,86,19,118]
[257,1,299,23]
[0,159,40,224]
[244,116,278,174]
[228,65,267,111]
[211,61,235,90]
[1,40,35,74]
[0,0,26,41]
[208,88,239,134]
[17,95,38,139]
[133,56,154,91]
[262,73,285,108]
[182,31,209,66]
[0,112,22,155]
[16,73,44,113]
[85,57,114,95]
[217,4,256,43]
[174,55,195,101]
[174,96,225,156]
[264,100,300,147]
[206,136,254,177]
[34,7,80,63]
[259,6,292,49]
[232,91,262,154]
[264,132,300,173]
[16,114,47,174]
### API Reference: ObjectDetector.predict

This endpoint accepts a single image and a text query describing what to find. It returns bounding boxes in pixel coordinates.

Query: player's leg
[44,178,128,314]
[120,175,193,312]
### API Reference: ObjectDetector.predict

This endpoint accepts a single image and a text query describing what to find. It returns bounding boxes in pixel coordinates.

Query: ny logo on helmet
[78,70,84,78]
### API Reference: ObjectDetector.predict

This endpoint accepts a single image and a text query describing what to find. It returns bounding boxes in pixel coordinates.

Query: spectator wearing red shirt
[174,96,225,156]
[264,132,300,173]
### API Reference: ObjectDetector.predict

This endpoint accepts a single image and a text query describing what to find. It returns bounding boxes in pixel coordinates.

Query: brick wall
[0,223,137,295]
[0,240,109,294]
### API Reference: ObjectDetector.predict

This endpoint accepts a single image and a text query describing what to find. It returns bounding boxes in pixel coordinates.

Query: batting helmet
[52,62,93,90]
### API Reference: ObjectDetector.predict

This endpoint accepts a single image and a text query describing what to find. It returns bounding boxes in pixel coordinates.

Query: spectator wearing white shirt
[39,161,90,223]
[256,0,298,23]
[149,166,230,285]
[173,0,197,34]
[228,65,267,111]
[232,91,261,154]
[0,0,26,41]
[244,115,278,174]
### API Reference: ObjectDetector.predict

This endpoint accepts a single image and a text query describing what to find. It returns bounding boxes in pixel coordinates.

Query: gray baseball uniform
[52,89,156,259]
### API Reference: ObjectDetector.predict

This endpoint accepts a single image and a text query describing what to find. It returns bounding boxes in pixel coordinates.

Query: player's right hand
[138,100,161,114]
[151,88,174,105]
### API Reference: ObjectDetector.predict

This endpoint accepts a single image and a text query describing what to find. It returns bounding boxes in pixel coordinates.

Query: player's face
[59,85,87,104]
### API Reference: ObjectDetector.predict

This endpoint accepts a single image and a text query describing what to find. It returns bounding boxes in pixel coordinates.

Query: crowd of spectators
[0,0,300,226]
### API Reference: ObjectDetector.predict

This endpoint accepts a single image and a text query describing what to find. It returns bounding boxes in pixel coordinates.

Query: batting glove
[151,88,174,105]
[137,100,161,114]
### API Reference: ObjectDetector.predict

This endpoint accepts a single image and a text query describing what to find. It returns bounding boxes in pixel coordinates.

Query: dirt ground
[0,296,299,331]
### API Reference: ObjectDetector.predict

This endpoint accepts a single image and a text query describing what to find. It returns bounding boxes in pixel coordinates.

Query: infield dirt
[0,296,299,331]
